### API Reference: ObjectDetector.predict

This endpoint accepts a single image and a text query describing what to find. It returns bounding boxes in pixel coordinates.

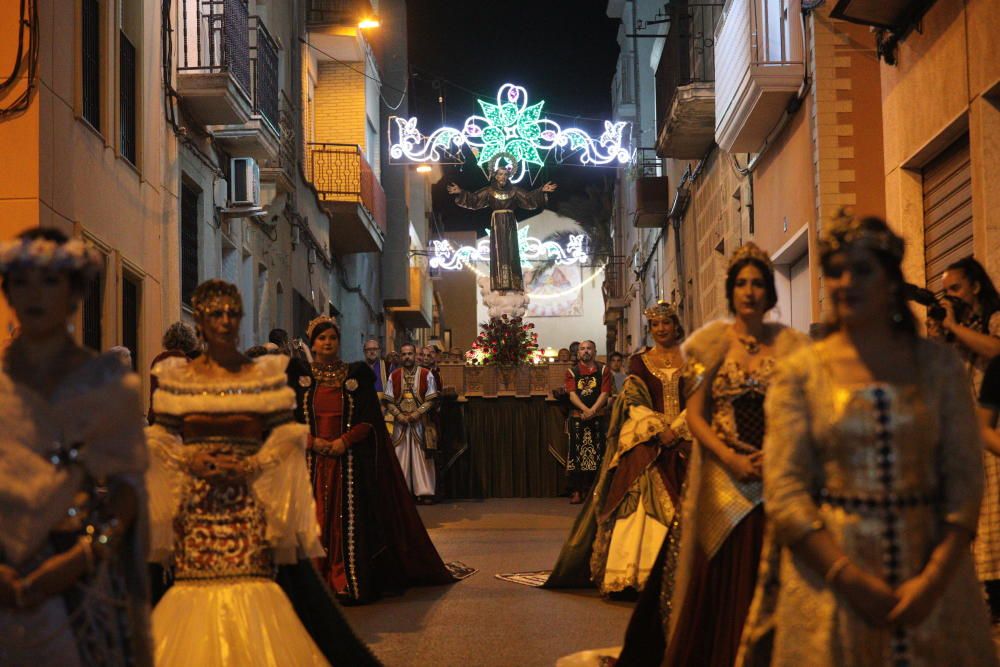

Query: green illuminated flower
[474,99,545,168]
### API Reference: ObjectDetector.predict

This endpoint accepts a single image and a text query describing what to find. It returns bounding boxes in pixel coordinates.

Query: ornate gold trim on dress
[819,210,905,261]
[727,242,773,272]
[312,361,348,388]
[157,378,289,396]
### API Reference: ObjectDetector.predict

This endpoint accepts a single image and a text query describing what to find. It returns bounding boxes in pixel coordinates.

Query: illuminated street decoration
[389,83,632,183]
[429,226,589,271]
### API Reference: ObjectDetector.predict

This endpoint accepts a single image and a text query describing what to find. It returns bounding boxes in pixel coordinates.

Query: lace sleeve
[763,351,824,545]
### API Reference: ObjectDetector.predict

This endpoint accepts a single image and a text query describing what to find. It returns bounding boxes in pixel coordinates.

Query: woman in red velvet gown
[301,317,468,604]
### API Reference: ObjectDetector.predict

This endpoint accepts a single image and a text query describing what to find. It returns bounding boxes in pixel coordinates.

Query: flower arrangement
[467,314,538,367]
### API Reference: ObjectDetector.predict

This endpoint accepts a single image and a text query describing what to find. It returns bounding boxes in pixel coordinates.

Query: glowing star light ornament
[389,83,632,184]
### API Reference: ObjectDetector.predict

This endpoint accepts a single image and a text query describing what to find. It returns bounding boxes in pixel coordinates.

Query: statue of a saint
[447,158,556,293]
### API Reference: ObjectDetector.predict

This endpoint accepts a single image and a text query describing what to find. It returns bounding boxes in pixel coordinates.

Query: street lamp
[415,164,432,174]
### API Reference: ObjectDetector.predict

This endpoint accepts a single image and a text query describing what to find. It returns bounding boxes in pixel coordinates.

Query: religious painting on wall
[524,264,583,317]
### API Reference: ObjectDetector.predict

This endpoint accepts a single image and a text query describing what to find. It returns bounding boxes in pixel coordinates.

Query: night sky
[405,0,622,233]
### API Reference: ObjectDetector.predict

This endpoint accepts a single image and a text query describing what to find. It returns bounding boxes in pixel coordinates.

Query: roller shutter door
[923,134,973,294]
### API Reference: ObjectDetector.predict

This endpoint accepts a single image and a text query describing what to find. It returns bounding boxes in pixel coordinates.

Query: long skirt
[663,506,765,666]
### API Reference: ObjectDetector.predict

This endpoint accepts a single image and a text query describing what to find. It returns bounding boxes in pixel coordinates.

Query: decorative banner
[429,226,588,271]
[525,264,583,317]
[389,83,633,183]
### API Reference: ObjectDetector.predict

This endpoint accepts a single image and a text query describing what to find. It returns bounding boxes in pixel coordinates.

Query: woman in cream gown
[146,280,329,666]
[738,216,997,666]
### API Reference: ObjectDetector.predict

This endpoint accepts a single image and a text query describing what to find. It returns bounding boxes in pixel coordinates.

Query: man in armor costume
[564,340,612,504]
[384,343,439,503]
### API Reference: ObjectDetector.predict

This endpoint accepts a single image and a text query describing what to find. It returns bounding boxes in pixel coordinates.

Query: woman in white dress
[146,280,329,666]
[0,229,152,666]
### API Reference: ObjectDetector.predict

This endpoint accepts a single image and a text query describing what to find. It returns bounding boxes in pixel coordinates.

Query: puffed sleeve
[763,350,825,546]
[250,420,326,563]
[933,344,985,533]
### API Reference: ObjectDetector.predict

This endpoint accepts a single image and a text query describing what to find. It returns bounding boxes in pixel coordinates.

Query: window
[180,180,200,305]
[122,273,141,371]
[82,270,103,351]
[119,31,137,164]
[82,0,101,129]
[119,0,141,165]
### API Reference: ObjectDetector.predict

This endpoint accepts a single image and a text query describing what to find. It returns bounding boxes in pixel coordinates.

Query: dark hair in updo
[0,228,94,296]
[725,257,778,314]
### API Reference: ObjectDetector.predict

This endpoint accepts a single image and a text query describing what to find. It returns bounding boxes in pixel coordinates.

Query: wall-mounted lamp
[415,164,432,174]
[358,18,380,29]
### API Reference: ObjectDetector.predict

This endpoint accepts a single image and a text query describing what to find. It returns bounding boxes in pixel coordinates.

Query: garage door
[923,134,972,294]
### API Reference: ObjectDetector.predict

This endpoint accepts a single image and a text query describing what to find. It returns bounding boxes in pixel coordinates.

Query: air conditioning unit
[229,157,260,207]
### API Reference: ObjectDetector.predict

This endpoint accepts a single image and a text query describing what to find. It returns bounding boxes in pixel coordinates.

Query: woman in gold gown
[738,216,997,666]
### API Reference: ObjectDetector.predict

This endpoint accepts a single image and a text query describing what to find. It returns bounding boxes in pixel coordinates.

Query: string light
[389,83,632,184]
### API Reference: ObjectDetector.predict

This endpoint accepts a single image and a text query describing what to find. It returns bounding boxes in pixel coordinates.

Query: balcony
[602,255,629,323]
[655,2,724,159]
[177,0,252,127]
[714,0,806,153]
[389,265,433,329]
[209,16,280,163]
[260,90,297,193]
[632,149,671,228]
[307,143,386,254]
[307,0,377,29]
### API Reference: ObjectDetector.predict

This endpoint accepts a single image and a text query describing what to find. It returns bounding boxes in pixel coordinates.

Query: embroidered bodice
[638,353,682,423]
[146,354,323,575]
[711,357,778,451]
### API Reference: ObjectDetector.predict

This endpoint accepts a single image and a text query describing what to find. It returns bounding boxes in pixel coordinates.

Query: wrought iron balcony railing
[306,0,375,27]
[179,0,251,97]
[307,142,387,235]
[654,1,723,131]
[250,16,279,134]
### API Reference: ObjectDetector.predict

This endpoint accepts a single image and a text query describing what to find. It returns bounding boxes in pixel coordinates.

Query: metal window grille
[250,17,279,133]
[122,274,140,371]
[82,0,100,129]
[83,272,103,352]
[181,182,200,305]
[179,0,250,95]
[119,31,137,164]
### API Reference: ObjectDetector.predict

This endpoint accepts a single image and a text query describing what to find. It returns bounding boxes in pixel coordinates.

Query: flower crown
[728,242,773,273]
[644,300,678,321]
[819,211,904,262]
[0,236,103,278]
[306,315,339,341]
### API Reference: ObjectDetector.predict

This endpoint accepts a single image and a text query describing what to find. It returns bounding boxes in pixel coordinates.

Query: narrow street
[343,499,633,667]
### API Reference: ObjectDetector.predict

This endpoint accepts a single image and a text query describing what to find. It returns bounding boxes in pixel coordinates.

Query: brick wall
[313,61,367,149]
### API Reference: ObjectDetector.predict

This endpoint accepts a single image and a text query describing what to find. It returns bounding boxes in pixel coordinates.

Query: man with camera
[934,256,1000,628]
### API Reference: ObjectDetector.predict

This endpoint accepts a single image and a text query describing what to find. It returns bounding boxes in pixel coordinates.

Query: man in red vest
[384,343,439,503]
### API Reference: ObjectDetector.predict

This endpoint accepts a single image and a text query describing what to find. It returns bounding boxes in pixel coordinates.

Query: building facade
[0,0,427,394]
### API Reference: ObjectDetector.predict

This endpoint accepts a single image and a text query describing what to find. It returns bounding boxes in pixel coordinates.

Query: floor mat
[494,570,551,587]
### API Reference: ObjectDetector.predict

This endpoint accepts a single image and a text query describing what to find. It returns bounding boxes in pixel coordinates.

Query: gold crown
[306,315,339,341]
[728,242,774,273]
[819,210,904,261]
[191,280,242,317]
[643,300,678,321]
